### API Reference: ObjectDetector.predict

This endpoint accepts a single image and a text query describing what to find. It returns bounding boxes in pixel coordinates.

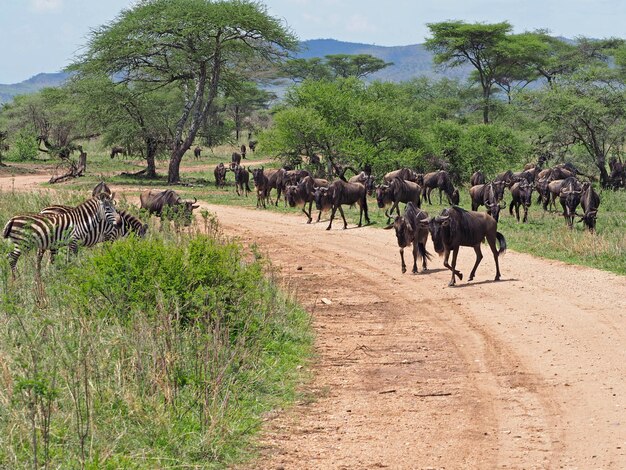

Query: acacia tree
[531,68,626,187]
[71,0,297,184]
[281,54,391,82]
[425,21,513,124]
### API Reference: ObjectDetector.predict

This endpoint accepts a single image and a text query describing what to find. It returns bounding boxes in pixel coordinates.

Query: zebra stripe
[3,196,120,278]
[41,205,147,245]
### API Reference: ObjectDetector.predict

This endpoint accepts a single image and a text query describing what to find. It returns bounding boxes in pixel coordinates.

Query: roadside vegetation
[0,190,312,468]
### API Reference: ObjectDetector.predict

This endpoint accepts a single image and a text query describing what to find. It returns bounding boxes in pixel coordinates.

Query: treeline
[1,4,626,188]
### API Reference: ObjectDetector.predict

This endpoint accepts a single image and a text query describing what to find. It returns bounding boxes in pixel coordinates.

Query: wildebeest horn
[383,223,395,230]
[437,214,449,221]
[191,197,197,204]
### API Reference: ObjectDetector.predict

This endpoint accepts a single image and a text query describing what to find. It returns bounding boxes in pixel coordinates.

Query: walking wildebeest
[384,201,432,274]
[509,180,532,223]
[469,182,506,222]
[285,177,328,224]
[248,140,257,153]
[240,144,247,159]
[578,182,600,232]
[376,178,422,224]
[214,162,227,188]
[323,179,370,230]
[232,164,251,196]
[194,146,202,159]
[139,190,199,226]
[249,167,269,208]
[423,206,506,286]
[470,170,485,187]
[422,170,459,205]
[231,152,242,166]
[559,177,583,229]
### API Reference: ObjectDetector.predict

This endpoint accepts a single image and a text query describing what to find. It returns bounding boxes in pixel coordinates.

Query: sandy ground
[2,168,626,469]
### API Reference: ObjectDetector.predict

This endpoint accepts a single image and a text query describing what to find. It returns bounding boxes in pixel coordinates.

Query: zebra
[40,205,147,252]
[2,195,121,279]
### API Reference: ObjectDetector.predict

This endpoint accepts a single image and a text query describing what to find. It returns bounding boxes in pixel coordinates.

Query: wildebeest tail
[508,200,514,215]
[496,231,507,255]
[417,242,433,262]
[2,219,14,238]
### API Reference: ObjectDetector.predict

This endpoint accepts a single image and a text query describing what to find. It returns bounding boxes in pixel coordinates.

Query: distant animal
[240,144,247,159]
[286,176,329,223]
[110,146,126,159]
[322,179,370,230]
[249,167,269,208]
[508,180,533,223]
[194,146,202,159]
[559,177,583,228]
[139,189,199,226]
[376,178,422,224]
[349,171,377,195]
[470,171,485,187]
[232,164,251,196]
[92,181,112,199]
[384,201,432,274]
[383,168,422,185]
[231,152,242,166]
[214,162,227,188]
[3,194,121,280]
[421,170,458,205]
[424,206,506,286]
[578,182,600,232]
[248,140,257,153]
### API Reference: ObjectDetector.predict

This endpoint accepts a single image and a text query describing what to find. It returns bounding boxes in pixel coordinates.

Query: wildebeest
[546,179,566,212]
[240,144,247,159]
[232,164,251,196]
[313,185,334,223]
[508,180,532,223]
[323,179,370,230]
[110,146,126,159]
[349,171,377,196]
[231,152,242,166]
[423,206,506,286]
[559,177,583,228]
[384,202,432,274]
[139,189,199,226]
[493,169,514,188]
[285,176,328,223]
[376,178,422,224]
[92,181,112,198]
[248,140,257,153]
[383,168,422,185]
[470,170,485,187]
[194,146,202,159]
[578,182,600,232]
[422,170,459,205]
[249,167,269,208]
[469,182,506,222]
[214,162,227,188]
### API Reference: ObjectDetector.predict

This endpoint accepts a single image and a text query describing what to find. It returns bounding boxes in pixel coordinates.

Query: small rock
[321,297,332,305]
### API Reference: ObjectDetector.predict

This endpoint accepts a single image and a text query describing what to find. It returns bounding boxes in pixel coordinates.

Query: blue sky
[1,0,625,83]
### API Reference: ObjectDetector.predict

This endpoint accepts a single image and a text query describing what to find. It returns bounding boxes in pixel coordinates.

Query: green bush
[7,129,39,161]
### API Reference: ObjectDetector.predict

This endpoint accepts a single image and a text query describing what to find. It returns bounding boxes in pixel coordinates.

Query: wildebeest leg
[399,247,407,273]
[304,201,313,223]
[362,198,370,225]
[486,234,501,281]
[468,244,483,281]
[522,204,528,223]
[338,205,349,229]
[443,248,463,286]
[316,209,323,223]
[326,204,338,230]
[427,187,433,204]
[411,242,418,274]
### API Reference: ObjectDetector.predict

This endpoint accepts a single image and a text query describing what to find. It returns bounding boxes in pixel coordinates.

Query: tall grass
[0,191,312,468]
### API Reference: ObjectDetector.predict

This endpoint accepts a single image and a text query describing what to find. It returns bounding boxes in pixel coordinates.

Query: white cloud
[30,0,63,12]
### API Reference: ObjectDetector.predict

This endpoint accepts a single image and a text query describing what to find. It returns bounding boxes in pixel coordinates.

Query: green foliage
[7,128,39,161]
[0,203,312,468]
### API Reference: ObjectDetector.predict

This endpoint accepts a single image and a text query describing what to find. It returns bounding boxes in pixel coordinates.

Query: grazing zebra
[40,205,147,250]
[2,195,121,279]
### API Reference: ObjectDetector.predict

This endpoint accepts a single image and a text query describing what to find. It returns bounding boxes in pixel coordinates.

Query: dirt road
[203,204,626,470]
[3,170,626,468]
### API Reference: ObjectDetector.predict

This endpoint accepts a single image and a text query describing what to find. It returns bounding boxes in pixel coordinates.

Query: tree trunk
[167,148,185,184]
[145,137,158,178]
[596,159,611,188]
[235,105,240,141]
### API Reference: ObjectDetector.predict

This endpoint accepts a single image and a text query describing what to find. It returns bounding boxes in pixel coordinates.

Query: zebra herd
[2,182,147,282]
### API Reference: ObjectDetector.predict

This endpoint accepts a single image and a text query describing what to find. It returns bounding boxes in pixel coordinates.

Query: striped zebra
[40,205,147,250]
[2,195,121,279]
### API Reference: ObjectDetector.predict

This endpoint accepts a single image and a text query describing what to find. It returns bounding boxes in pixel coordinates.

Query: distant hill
[296,38,472,82]
[0,72,71,104]
[0,39,472,104]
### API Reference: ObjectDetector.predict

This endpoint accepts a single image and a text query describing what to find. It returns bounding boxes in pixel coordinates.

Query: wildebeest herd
[1,151,605,288]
